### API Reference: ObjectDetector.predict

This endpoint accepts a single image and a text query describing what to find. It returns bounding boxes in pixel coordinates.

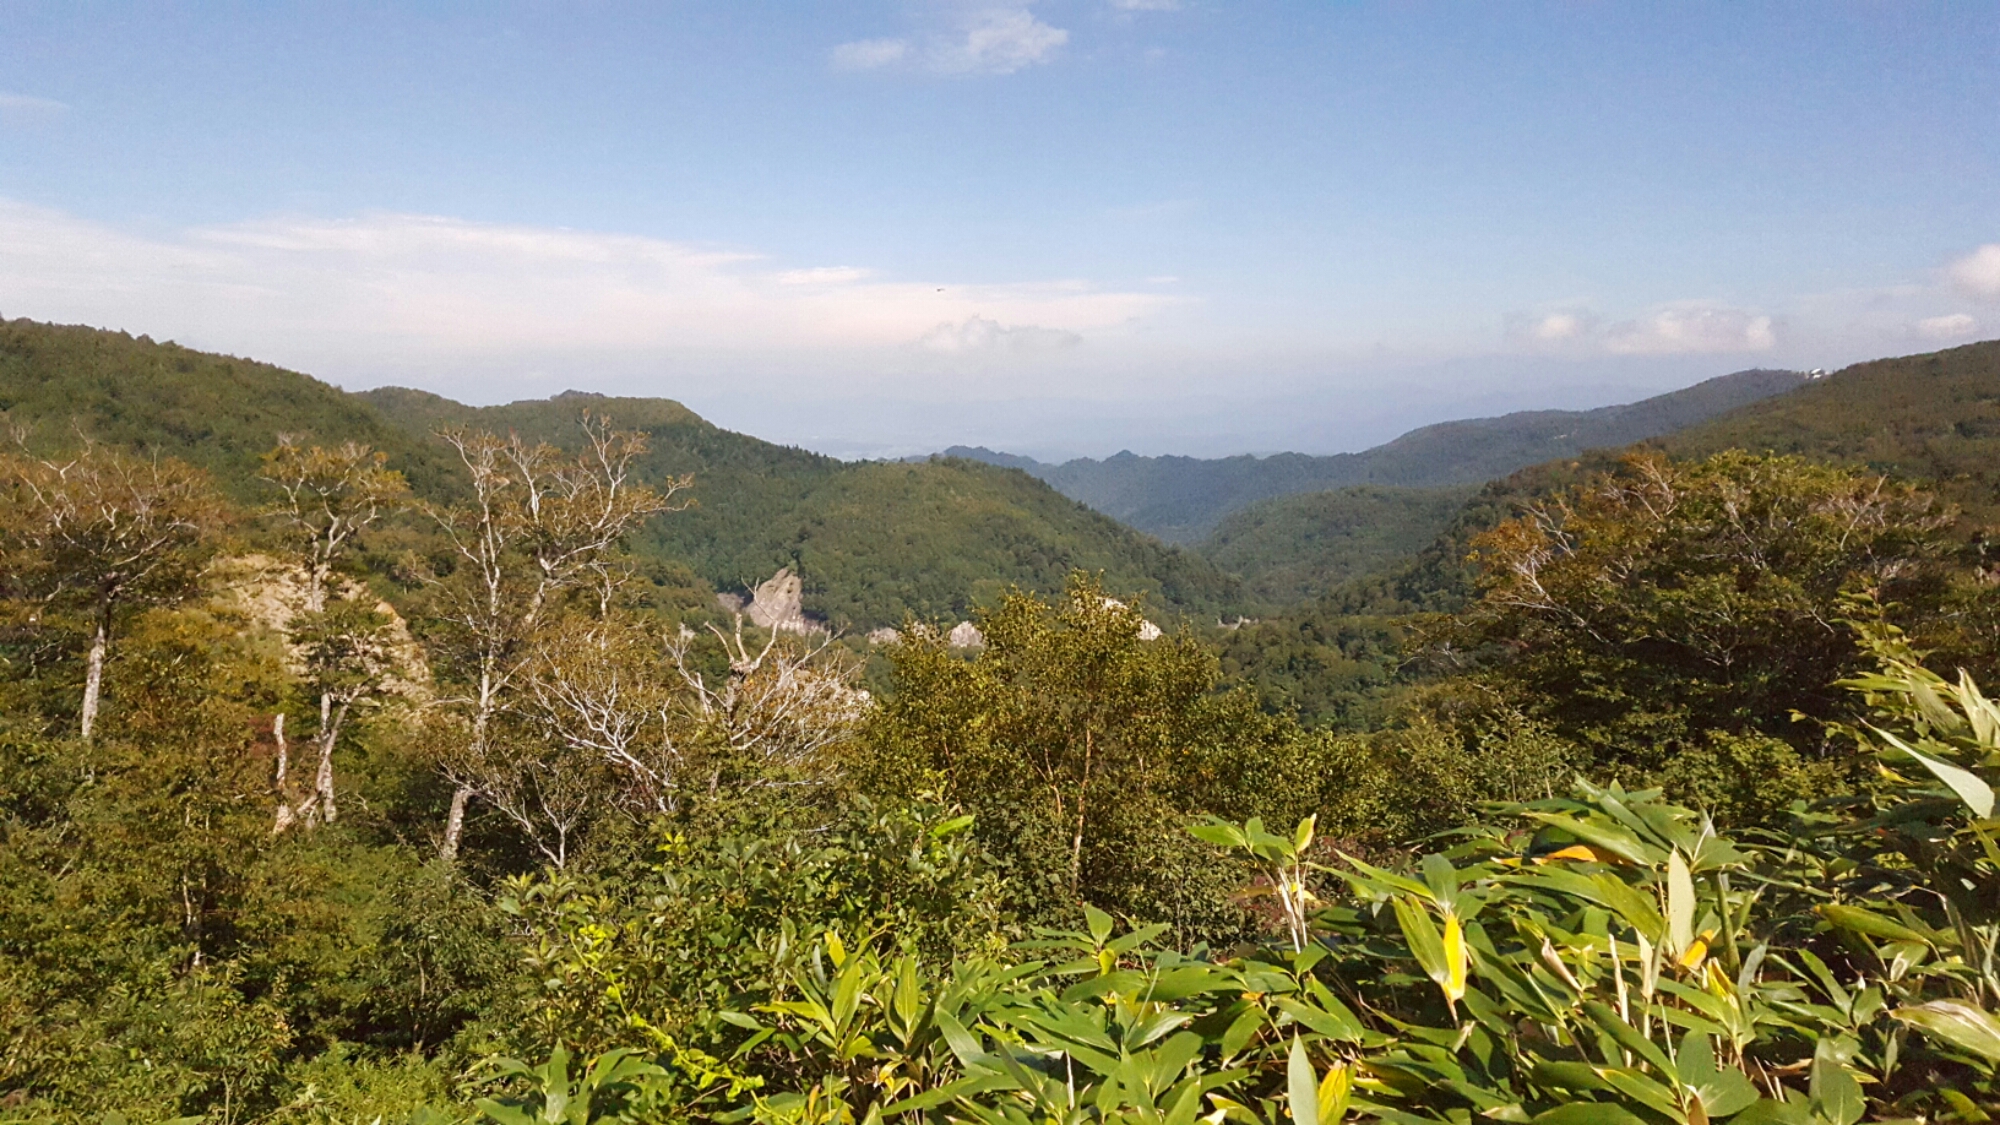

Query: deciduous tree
[422,414,689,861]
[1,443,224,739]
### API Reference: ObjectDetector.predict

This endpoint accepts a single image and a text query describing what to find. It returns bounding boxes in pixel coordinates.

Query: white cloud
[1526,311,1592,342]
[1949,244,2000,301]
[1109,0,1180,10]
[1916,313,1978,341]
[1604,304,1775,355]
[0,199,1168,382]
[0,92,68,125]
[776,266,873,286]
[936,10,1068,74]
[830,38,908,71]
[917,315,1083,354]
[834,8,1068,76]
[1507,303,1773,355]
[1503,308,1600,350]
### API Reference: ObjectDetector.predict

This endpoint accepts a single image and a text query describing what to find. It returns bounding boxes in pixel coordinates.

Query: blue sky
[2,2,1997,458]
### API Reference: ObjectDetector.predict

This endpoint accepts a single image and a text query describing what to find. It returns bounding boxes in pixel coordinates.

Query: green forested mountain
[0,319,1237,626]
[1662,337,2000,522]
[0,318,457,499]
[1218,339,2000,723]
[1195,483,1476,607]
[945,366,1807,542]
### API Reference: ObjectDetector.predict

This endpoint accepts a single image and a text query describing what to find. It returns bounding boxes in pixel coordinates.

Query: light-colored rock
[866,627,902,645]
[748,568,804,631]
[208,554,432,702]
[948,621,985,649]
[1099,596,1162,641]
[737,567,825,635]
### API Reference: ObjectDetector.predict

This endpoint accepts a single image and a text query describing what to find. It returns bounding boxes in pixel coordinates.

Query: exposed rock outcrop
[210,554,431,701]
[948,621,985,649]
[1100,597,1163,641]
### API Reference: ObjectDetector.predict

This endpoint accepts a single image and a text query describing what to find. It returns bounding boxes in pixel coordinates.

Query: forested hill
[944,366,1808,542]
[352,386,1240,625]
[0,318,1239,626]
[1661,338,2000,523]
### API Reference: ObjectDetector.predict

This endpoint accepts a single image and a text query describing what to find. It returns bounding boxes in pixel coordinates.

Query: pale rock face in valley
[211,554,431,701]
[948,620,985,649]
[718,567,825,635]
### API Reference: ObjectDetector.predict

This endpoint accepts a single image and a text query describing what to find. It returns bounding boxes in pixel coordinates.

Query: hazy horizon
[4,3,1996,459]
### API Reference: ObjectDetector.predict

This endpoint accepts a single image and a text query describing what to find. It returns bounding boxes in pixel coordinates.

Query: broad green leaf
[1189,822,1249,849]
[1531,1103,1650,1125]
[474,1102,537,1125]
[1221,1005,1265,1057]
[1084,904,1116,946]
[929,813,976,838]
[881,1073,1016,1116]
[1421,853,1460,909]
[1581,1000,1672,1074]
[1524,812,1663,865]
[1894,999,2000,1063]
[1808,1042,1863,1125]
[1817,904,1935,947]
[1392,897,1450,998]
[1874,725,1995,817]
[1288,1037,1318,1125]
[1273,995,1363,1043]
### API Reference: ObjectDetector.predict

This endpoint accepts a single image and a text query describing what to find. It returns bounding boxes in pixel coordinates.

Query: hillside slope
[1661,339,2000,523]
[947,367,1807,542]
[1196,484,1477,607]
[0,319,456,498]
[356,388,1239,625]
[0,318,1238,627]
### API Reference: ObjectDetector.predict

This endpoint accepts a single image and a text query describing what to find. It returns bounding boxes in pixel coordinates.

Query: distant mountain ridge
[940,367,1810,542]
[0,318,1239,628]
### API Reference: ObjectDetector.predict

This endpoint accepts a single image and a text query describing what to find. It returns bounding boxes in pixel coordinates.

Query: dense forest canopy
[2,325,2000,1121]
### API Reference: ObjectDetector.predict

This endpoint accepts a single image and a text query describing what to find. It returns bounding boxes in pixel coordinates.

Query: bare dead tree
[260,439,410,830]
[260,438,409,613]
[662,615,868,793]
[424,414,690,861]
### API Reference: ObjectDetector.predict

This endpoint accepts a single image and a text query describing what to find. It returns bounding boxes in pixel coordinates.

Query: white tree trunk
[80,604,109,742]
[440,784,472,861]
[314,694,346,825]
[272,712,295,834]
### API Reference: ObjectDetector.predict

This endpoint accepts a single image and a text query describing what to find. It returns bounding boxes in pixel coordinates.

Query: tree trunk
[440,784,472,861]
[80,600,110,741]
[272,712,295,834]
[315,694,348,825]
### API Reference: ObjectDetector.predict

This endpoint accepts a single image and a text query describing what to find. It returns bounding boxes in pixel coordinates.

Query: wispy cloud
[917,315,1082,354]
[833,8,1068,76]
[0,92,69,125]
[0,200,1169,382]
[1915,313,1979,341]
[831,38,909,71]
[1508,303,1773,355]
[1606,304,1775,355]
[1949,244,2000,301]
[1109,0,1180,10]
